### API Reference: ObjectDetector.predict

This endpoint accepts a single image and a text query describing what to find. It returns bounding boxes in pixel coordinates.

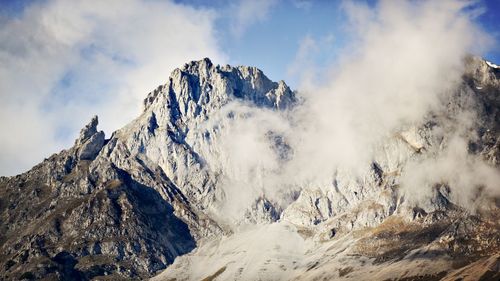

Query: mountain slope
[1,57,499,280]
[153,57,500,281]
[0,58,296,280]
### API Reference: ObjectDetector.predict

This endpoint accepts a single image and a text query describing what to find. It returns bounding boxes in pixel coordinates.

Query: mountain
[1,57,499,280]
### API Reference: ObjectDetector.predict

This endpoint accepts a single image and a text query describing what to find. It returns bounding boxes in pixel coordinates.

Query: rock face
[0,116,196,280]
[153,57,500,281]
[0,58,297,280]
[75,116,105,161]
[1,57,499,280]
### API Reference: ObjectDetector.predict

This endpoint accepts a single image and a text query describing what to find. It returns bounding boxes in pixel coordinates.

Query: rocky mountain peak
[1,57,499,281]
[142,58,296,115]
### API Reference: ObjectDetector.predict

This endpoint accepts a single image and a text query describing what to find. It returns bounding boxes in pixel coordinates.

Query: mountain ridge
[0,58,297,280]
[1,57,499,280]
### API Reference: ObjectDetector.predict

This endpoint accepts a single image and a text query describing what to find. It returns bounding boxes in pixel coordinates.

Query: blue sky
[211,0,348,87]
[170,0,364,87]
[478,0,500,63]
[0,0,499,176]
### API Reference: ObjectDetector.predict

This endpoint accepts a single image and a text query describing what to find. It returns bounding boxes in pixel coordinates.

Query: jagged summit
[143,58,296,114]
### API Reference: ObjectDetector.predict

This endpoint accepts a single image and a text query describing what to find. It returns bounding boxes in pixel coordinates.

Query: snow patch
[485,60,499,69]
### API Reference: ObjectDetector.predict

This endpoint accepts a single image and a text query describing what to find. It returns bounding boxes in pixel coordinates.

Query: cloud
[0,0,226,176]
[291,0,313,10]
[200,0,496,218]
[401,134,500,211]
[193,101,294,220]
[286,0,491,179]
[1,0,496,218]
[229,0,278,37]
[286,33,336,91]
[286,35,319,90]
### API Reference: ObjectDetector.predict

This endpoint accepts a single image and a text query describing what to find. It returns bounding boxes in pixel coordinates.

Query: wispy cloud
[229,0,279,37]
[0,0,226,175]
[290,0,491,176]
[286,33,336,90]
[201,0,495,217]
[291,0,312,10]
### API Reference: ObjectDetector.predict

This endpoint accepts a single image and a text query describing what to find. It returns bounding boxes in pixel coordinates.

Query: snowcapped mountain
[0,57,499,280]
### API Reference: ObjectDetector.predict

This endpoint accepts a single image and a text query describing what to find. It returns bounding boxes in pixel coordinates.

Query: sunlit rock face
[0,58,297,280]
[1,57,499,280]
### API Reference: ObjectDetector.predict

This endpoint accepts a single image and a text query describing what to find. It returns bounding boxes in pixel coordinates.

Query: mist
[196,0,498,218]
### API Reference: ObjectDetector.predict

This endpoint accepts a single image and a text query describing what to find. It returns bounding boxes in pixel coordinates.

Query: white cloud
[229,0,279,37]
[202,0,495,216]
[195,101,293,220]
[1,0,496,215]
[401,135,500,211]
[284,0,492,181]
[0,0,226,175]
[286,33,336,91]
[286,35,319,90]
[291,0,312,10]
